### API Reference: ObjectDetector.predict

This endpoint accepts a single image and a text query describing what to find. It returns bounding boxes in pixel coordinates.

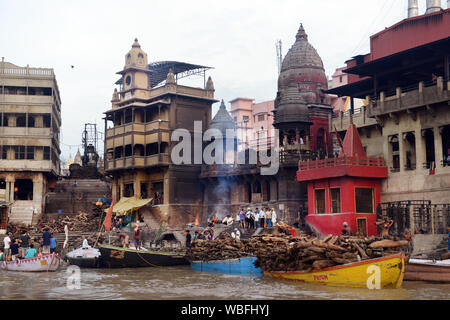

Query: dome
[210,100,236,133]
[124,38,148,69]
[274,24,330,125]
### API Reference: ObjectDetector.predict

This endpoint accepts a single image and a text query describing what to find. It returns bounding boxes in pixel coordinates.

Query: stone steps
[45,179,111,214]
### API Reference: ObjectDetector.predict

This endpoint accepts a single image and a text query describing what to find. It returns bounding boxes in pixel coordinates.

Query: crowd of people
[237,207,277,229]
[1,228,58,262]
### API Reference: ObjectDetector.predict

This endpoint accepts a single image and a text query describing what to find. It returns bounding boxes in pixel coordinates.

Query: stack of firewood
[187,235,248,261]
[40,211,102,234]
[252,234,409,272]
[187,230,409,271]
[7,222,31,235]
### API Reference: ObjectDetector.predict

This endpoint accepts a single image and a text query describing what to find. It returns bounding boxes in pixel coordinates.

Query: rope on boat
[136,250,162,268]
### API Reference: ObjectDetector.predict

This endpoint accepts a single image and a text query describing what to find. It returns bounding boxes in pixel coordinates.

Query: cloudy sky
[0,0,436,161]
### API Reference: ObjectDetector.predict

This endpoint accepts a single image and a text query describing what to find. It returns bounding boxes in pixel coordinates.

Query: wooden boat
[191,257,262,276]
[98,244,189,268]
[404,258,450,283]
[266,253,405,289]
[0,253,61,272]
[65,246,104,268]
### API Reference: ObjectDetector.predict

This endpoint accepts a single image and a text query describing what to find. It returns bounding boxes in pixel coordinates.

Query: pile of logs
[253,235,409,272]
[187,230,410,271]
[7,222,31,235]
[187,232,249,261]
[40,211,102,234]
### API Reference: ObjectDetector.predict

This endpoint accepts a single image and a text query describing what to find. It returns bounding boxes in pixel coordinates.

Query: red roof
[339,124,367,159]
[297,124,388,182]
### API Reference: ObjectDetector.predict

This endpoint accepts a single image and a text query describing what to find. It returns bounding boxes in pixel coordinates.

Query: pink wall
[230,98,275,150]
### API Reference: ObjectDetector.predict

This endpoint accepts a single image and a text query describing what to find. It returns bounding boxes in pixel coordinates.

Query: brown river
[0,265,449,300]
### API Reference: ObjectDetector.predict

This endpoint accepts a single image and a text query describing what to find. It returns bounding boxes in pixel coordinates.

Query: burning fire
[195,215,200,227]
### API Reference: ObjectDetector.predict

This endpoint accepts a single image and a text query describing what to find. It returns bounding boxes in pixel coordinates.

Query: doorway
[356,218,367,237]
[14,179,33,200]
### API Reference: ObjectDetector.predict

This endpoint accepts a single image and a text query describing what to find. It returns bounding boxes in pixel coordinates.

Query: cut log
[312,260,335,270]
[368,240,409,249]
[312,241,347,252]
[328,236,339,245]
[353,242,369,260]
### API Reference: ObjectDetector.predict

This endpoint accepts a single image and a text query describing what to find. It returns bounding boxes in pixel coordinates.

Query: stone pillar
[434,126,443,168]
[399,132,406,172]
[32,174,43,214]
[5,176,14,202]
[415,128,425,171]
[383,136,391,170]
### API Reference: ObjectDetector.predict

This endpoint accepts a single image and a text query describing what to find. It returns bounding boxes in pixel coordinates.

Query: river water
[0,265,449,300]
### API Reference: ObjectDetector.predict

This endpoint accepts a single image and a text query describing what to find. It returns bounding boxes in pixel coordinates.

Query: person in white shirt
[3,234,11,261]
[266,209,273,227]
[81,236,90,249]
[246,208,252,229]
[254,211,260,228]
[259,209,266,228]
[271,208,277,225]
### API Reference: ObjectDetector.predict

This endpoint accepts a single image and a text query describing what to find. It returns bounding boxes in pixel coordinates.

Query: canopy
[105,197,152,217]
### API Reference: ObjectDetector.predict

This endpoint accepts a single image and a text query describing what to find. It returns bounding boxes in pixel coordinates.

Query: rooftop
[115,60,213,88]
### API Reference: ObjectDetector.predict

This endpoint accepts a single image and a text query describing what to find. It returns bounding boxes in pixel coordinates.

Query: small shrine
[297,124,388,236]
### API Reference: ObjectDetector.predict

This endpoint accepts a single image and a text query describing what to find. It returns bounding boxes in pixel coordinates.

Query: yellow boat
[266,252,405,289]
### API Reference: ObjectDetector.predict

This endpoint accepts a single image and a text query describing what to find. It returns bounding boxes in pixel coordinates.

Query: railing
[106,120,169,137]
[298,156,386,171]
[0,67,53,76]
[200,163,258,176]
[377,201,449,236]
[368,78,449,117]
[106,154,170,170]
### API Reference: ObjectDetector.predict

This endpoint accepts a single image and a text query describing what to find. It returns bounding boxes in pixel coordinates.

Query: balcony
[0,94,54,105]
[0,127,52,137]
[0,159,57,173]
[105,154,170,171]
[106,120,169,138]
[367,78,449,118]
[331,107,378,132]
[200,163,259,178]
[0,66,54,77]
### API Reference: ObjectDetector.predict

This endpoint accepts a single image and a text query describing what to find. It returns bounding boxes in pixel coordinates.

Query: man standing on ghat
[42,228,52,254]
[3,233,11,261]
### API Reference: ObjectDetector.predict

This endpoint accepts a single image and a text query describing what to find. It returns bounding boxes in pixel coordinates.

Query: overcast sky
[0,0,437,161]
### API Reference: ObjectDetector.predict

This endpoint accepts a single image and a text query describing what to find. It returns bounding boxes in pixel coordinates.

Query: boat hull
[98,245,189,268]
[0,253,61,272]
[66,256,104,268]
[404,259,450,283]
[266,253,405,289]
[191,257,262,276]
[65,247,105,268]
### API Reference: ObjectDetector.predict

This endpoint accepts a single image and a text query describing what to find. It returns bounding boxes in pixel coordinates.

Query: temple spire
[296,23,308,41]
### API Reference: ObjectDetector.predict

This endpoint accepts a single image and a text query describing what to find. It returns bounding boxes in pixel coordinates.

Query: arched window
[16,115,27,127]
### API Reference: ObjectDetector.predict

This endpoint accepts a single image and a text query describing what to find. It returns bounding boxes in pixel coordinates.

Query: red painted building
[297,124,388,236]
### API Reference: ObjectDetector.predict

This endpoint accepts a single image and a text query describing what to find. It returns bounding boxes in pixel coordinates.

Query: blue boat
[190,256,262,276]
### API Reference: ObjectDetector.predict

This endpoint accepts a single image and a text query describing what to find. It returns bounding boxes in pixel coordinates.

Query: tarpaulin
[104,197,152,217]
